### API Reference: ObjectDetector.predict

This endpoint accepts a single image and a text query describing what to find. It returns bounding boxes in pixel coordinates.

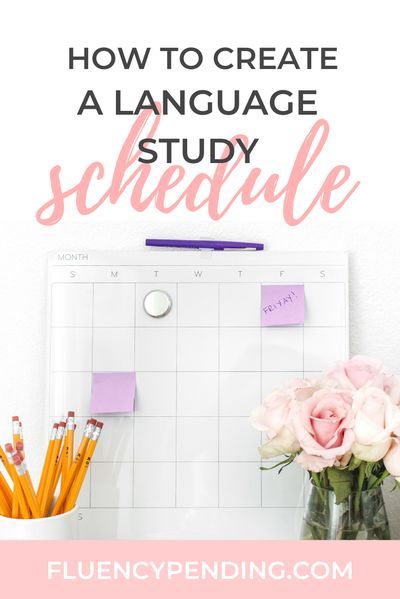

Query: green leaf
[365,462,374,478]
[259,455,294,472]
[348,457,362,471]
[367,474,378,489]
[390,479,400,492]
[368,470,390,490]
[310,471,322,487]
[327,467,354,504]
[357,461,367,491]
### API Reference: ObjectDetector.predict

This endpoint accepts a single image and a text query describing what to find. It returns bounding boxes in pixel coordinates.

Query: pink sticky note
[261,284,305,326]
[91,372,136,414]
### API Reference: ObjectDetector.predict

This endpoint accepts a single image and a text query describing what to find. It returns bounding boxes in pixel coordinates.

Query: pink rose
[335,451,352,468]
[250,380,317,436]
[250,389,300,459]
[250,384,316,459]
[250,390,293,436]
[287,379,320,402]
[352,387,400,461]
[295,451,335,472]
[383,438,400,480]
[384,375,400,405]
[325,355,385,391]
[291,388,355,471]
[258,426,300,459]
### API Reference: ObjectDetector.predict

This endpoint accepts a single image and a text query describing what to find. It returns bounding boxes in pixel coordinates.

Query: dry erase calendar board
[46,251,349,539]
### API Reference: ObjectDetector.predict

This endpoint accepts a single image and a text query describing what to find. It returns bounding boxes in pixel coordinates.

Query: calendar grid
[47,251,348,539]
[174,282,178,508]
[131,283,136,509]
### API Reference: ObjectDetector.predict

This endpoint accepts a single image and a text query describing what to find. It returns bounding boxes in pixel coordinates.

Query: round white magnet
[143,290,172,318]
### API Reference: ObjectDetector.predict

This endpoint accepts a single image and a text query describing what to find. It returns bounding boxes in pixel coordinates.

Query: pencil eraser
[96,421,104,429]
[68,411,75,417]
[5,443,13,452]
[12,454,22,465]
[91,372,136,414]
[59,421,66,427]
[12,416,19,422]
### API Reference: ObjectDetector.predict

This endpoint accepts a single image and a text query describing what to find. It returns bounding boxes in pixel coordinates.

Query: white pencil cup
[0,506,79,540]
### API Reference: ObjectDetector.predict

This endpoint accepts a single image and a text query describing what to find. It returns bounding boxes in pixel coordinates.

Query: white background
[1,0,400,530]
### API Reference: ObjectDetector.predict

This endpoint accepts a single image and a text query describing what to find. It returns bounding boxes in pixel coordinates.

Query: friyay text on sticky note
[91,372,136,414]
[261,284,305,326]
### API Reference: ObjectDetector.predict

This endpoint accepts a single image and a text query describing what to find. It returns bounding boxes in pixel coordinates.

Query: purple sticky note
[91,372,136,414]
[261,284,305,326]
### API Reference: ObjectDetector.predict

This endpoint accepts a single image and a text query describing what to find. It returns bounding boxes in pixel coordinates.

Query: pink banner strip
[0,540,394,598]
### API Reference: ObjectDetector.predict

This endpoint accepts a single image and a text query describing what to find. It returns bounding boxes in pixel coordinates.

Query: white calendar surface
[47,250,349,539]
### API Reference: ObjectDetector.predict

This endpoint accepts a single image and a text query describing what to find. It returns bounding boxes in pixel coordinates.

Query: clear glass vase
[301,484,390,540]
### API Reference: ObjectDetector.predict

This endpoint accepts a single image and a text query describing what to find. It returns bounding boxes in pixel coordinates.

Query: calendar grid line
[89,283,94,509]
[217,283,221,507]
[174,282,179,508]
[79,506,304,511]
[50,325,347,329]
[259,302,263,508]
[132,282,137,509]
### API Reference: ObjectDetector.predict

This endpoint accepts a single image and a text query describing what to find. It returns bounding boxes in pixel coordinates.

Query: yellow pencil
[12,454,41,519]
[48,425,68,507]
[5,443,22,519]
[64,422,103,512]
[62,411,75,485]
[51,419,96,516]
[40,421,65,517]
[19,421,24,442]
[11,416,20,516]
[15,441,37,507]
[0,486,11,517]
[37,423,58,504]
[12,416,21,447]
[0,445,13,479]
[4,444,30,519]
[0,470,12,509]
